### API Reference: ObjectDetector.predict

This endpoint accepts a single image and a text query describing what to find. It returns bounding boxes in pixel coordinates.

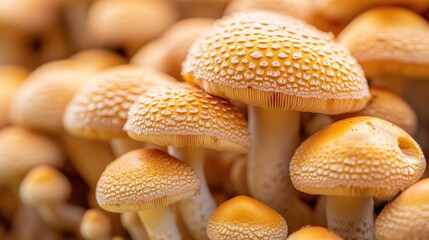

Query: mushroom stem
[137,207,181,240]
[110,138,145,157]
[37,203,85,232]
[120,212,148,240]
[247,106,312,231]
[326,196,375,240]
[168,146,216,240]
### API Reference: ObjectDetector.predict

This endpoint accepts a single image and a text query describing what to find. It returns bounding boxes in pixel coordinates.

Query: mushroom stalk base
[327,196,375,240]
[247,106,312,231]
[138,207,181,240]
[168,146,215,240]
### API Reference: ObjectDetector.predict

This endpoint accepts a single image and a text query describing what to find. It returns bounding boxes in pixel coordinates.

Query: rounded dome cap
[287,226,342,240]
[183,11,369,114]
[290,116,425,199]
[96,148,200,213]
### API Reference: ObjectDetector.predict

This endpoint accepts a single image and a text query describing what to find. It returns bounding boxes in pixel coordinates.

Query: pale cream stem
[110,138,145,157]
[138,207,181,240]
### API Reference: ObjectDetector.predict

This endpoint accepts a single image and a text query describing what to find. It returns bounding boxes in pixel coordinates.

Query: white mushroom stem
[137,207,181,240]
[120,212,148,240]
[247,106,313,231]
[168,146,216,240]
[326,196,375,240]
[36,202,85,232]
[110,138,146,157]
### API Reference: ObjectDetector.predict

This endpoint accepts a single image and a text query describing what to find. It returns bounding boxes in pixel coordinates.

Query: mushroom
[290,116,426,239]
[375,178,429,240]
[183,10,369,231]
[70,49,127,70]
[19,165,85,232]
[125,82,249,239]
[96,148,201,240]
[287,226,341,240]
[229,155,249,195]
[80,209,112,240]
[206,195,288,240]
[120,212,149,240]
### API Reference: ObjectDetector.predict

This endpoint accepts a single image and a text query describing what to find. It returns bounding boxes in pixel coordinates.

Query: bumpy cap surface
[96,148,200,212]
[183,11,369,114]
[125,83,249,153]
[64,65,177,139]
[337,7,429,79]
[287,226,342,240]
[375,178,429,240]
[290,116,425,199]
[207,195,288,240]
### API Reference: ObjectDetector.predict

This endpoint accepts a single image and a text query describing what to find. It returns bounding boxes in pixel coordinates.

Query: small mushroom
[287,226,341,240]
[80,209,112,240]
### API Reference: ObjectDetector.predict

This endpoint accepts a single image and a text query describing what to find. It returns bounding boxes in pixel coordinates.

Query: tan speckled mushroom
[287,226,342,240]
[333,87,418,135]
[207,195,288,240]
[290,116,426,240]
[80,209,112,240]
[125,83,249,239]
[96,148,201,240]
[183,10,369,231]
[375,178,429,240]
[64,64,177,156]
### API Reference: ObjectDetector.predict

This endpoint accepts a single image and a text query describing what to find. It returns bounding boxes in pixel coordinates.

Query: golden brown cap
[70,49,127,70]
[287,226,342,240]
[333,87,417,135]
[183,11,369,114]
[125,83,249,153]
[290,116,425,199]
[337,7,429,79]
[64,65,177,139]
[96,148,200,212]
[0,126,65,184]
[207,195,288,240]
[80,209,112,240]
[375,178,429,240]
[20,165,70,206]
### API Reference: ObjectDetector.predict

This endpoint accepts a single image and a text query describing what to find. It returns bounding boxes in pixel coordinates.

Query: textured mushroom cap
[290,116,425,199]
[125,83,249,153]
[96,148,200,212]
[183,11,369,114]
[80,209,112,240]
[0,65,29,128]
[337,7,429,79]
[9,60,99,133]
[0,126,65,184]
[207,195,288,240]
[70,49,127,70]
[87,0,177,47]
[375,178,429,240]
[287,226,342,240]
[20,165,71,206]
[333,87,417,135]
[64,65,177,139]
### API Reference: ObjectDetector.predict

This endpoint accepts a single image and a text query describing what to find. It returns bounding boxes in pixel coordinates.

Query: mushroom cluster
[0,1,428,240]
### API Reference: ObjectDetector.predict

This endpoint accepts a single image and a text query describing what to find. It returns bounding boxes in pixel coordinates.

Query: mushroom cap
[64,65,177,139]
[290,116,426,199]
[0,64,29,128]
[333,87,418,135]
[375,178,429,240]
[0,126,65,184]
[337,7,429,79]
[20,165,70,206]
[183,11,369,114]
[206,195,288,240]
[125,83,249,153]
[70,49,127,70]
[96,148,200,213]
[80,209,112,240]
[287,226,342,240]
[9,60,99,133]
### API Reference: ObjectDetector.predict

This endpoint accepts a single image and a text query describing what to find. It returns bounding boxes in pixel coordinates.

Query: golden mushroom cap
[287,226,342,240]
[125,83,249,153]
[70,49,127,70]
[96,148,200,213]
[64,65,177,139]
[80,209,112,240]
[375,178,429,240]
[290,116,425,199]
[183,10,369,114]
[333,87,417,135]
[207,195,288,240]
[337,7,429,79]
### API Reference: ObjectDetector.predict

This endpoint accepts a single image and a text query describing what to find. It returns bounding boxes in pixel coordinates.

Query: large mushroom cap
[96,148,200,213]
[183,10,369,114]
[64,65,177,139]
[337,7,429,79]
[290,116,425,199]
[207,195,288,240]
[125,83,249,153]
